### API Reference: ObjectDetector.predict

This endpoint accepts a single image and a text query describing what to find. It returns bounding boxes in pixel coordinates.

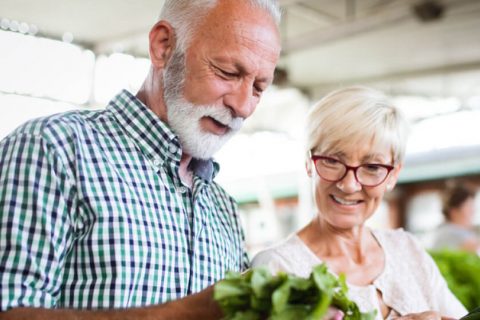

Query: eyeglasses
[310,154,395,187]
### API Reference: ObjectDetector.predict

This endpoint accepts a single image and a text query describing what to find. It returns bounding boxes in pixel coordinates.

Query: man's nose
[336,169,362,193]
[223,81,256,119]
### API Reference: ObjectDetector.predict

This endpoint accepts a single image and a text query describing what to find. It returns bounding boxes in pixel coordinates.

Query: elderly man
[0,0,281,319]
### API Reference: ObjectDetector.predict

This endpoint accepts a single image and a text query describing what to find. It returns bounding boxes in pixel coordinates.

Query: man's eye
[219,68,237,78]
[253,85,264,96]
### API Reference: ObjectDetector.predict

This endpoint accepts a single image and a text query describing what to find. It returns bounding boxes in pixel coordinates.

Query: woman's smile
[330,195,363,206]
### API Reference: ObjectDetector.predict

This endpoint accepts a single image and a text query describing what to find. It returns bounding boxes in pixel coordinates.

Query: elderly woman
[252,87,467,319]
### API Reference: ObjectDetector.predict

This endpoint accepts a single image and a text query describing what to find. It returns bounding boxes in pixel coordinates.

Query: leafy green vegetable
[460,306,480,320]
[214,264,376,320]
[429,250,480,312]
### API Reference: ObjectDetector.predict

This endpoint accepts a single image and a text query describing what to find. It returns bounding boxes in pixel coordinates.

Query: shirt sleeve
[251,236,315,279]
[241,250,251,271]
[0,132,76,311]
[230,200,251,272]
[251,250,281,272]
[425,250,468,317]
[251,249,293,276]
[405,232,468,318]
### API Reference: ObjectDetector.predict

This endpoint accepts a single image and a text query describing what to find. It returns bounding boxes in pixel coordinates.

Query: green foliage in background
[430,250,480,311]
[213,264,376,320]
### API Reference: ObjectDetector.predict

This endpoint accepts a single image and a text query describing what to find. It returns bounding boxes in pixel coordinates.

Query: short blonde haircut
[305,86,409,164]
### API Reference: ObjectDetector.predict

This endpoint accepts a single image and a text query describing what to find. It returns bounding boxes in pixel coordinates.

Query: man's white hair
[159,0,281,53]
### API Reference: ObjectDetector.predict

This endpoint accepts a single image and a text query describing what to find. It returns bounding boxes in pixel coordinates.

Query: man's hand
[0,285,223,320]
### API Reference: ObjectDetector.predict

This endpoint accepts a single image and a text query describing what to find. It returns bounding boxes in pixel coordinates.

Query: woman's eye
[322,158,339,165]
[364,164,381,172]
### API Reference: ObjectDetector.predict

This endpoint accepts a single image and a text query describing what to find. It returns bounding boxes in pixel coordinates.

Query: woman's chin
[326,215,365,231]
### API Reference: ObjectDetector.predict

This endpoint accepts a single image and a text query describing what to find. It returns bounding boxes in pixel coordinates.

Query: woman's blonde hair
[305,86,409,164]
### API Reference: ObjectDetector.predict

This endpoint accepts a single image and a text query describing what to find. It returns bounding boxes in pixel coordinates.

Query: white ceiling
[2,0,480,99]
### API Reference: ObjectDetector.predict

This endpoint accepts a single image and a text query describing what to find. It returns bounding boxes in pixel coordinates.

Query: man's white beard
[166,96,243,159]
[163,50,243,160]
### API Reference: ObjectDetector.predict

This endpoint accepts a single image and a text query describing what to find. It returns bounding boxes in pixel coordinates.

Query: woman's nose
[336,169,362,193]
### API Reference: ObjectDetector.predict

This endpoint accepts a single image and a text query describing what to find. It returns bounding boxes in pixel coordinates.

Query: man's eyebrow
[255,76,272,84]
[234,62,273,84]
[216,58,273,84]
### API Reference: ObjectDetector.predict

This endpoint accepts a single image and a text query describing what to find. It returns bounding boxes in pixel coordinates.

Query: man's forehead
[197,0,279,38]
[186,0,280,82]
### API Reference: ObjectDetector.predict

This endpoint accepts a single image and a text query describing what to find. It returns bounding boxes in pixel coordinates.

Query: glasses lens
[315,158,346,181]
[357,164,389,186]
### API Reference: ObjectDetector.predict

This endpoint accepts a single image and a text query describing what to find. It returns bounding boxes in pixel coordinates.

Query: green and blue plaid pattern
[0,90,249,311]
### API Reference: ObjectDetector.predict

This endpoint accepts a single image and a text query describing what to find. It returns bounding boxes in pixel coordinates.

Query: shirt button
[153,157,161,167]
[177,186,188,194]
[169,145,177,154]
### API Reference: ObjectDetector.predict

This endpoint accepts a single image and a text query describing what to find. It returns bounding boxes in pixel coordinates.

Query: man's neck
[136,71,168,123]
[179,154,194,187]
[137,75,193,187]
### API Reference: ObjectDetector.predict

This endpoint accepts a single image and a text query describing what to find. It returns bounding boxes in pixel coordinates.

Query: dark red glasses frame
[310,154,395,187]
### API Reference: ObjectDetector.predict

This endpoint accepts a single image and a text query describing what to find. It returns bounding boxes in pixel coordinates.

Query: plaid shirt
[0,90,249,311]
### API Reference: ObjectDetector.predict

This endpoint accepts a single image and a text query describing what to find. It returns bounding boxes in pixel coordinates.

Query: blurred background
[1,0,480,259]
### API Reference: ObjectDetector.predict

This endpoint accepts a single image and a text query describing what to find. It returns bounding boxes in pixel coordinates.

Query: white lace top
[251,229,467,319]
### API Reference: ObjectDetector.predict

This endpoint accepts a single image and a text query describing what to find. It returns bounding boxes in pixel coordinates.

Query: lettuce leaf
[430,250,480,312]
[214,264,376,320]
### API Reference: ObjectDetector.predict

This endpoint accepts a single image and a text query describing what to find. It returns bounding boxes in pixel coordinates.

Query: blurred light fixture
[19,22,29,34]
[1,18,10,30]
[467,96,480,110]
[113,44,125,53]
[413,0,445,22]
[9,20,19,32]
[28,24,38,36]
[62,32,74,43]
[0,17,39,36]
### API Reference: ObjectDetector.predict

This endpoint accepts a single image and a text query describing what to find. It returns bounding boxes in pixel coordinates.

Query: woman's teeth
[332,195,360,205]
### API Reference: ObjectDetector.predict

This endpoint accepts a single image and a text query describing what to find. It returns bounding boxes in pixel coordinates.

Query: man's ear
[149,20,176,69]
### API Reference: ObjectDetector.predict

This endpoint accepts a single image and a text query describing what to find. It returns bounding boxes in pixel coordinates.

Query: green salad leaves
[214,264,376,320]
[460,307,480,320]
[429,250,480,311]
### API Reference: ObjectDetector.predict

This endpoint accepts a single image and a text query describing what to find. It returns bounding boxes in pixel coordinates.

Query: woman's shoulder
[374,228,429,267]
[251,234,316,278]
[252,234,302,264]
[373,228,467,315]
[377,228,441,283]
[374,228,421,248]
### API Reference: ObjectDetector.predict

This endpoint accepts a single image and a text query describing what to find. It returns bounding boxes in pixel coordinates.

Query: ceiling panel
[1,0,480,98]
